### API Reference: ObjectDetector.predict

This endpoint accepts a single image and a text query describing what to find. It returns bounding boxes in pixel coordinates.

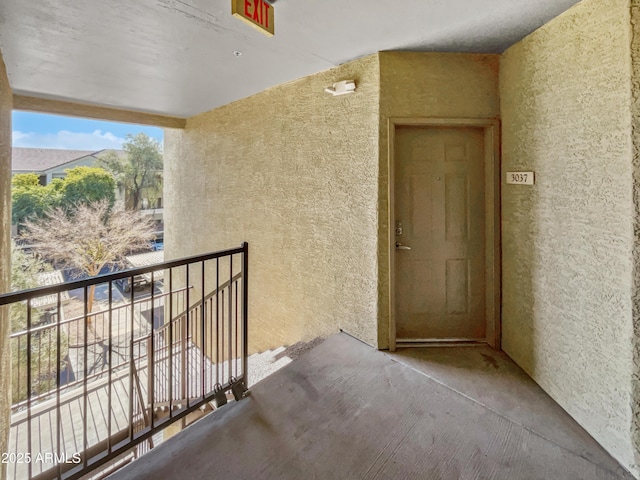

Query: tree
[98,133,163,210]
[10,241,69,404]
[13,185,45,226]
[21,201,156,315]
[56,166,116,211]
[10,241,52,330]
[11,167,116,227]
[11,174,50,225]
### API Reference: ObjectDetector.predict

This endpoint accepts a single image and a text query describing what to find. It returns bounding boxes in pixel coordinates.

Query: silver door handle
[395,242,411,250]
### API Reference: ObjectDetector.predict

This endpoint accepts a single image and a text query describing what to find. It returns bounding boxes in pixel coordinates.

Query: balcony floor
[109,333,634,480]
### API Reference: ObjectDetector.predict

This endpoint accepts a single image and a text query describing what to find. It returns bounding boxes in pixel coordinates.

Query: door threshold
[396,339,488,348]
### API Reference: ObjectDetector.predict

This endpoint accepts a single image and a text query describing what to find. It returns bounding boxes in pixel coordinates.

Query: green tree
[11,174,48,225]
[98,133,163,210]
[11,172,40,191]
[11,167,116,227]
[57,166,116,211]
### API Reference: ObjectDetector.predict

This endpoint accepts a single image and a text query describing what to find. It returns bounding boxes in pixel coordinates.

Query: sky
[12,111,164,150]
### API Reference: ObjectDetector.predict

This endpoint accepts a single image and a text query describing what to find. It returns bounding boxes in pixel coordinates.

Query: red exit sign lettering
[232,0,275,37]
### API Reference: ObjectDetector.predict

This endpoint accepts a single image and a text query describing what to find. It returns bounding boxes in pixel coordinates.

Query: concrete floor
[109,333,634,480]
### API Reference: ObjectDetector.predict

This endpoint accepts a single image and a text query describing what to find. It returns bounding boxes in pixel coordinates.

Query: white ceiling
[0,0,580,119]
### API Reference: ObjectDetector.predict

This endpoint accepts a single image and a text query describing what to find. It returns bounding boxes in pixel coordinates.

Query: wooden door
[394,126,486,342]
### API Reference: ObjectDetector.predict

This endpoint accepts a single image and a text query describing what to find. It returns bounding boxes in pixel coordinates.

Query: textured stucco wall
[377,52,500,348]
[501,0,637,474]
[631,0,640,471]
[0,50,12,480]
[165,55,380,352]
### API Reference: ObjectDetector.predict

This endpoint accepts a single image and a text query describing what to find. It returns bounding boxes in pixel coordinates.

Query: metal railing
[0,243,249,480]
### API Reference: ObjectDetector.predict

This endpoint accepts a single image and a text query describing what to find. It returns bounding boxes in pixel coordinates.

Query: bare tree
[21,201,156,315]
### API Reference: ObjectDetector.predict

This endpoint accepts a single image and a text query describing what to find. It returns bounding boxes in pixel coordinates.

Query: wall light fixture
[325,80,356,96]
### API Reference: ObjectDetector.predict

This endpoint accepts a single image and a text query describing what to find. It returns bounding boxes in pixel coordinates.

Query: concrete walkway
[109,333,635,480]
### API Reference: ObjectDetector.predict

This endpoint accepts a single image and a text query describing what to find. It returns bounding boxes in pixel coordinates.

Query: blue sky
[12,111,164,150]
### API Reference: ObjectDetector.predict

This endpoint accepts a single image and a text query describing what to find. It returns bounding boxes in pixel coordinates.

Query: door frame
[388,117,501,351]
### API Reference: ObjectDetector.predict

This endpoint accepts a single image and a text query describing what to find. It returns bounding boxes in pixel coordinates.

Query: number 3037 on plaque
[506,172,535,185]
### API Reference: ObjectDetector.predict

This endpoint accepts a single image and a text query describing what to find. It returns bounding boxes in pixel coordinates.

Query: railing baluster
[185,264,190,409]
[221,290,225,384]
[235,279,239,379]
[47,327,52,386]
[27,299,32,480]
[228,255,233,383]
[83,285,89,469]
[16,335,21,405]
[201,261,206,399]
[169,268,173,420]
[56,292,62,478]
[129,276,135,441]
[242,243,249,384]
[216,258,220,387]
[209,296,213,396]
[150,271,155,431]
[108,280,113,455]
[37,324,42,397]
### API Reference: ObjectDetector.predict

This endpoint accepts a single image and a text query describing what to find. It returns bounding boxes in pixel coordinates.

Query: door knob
[395,242,411,250]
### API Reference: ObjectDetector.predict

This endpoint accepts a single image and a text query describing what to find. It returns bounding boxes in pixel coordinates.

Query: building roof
[32,270,71,309]
[125,250,165,282]
[11,148,108,174]
[125,250,164,269]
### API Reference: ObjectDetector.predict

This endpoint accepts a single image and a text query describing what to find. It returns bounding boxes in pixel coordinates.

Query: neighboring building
[12,147,110,185]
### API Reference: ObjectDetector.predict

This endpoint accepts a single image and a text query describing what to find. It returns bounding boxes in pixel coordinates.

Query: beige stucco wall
[501,0,638,474]
[165,54,381,352]
[0,49,12,480]
[377,52,500,348]
[165,51,500,353]
[631,0,640,470]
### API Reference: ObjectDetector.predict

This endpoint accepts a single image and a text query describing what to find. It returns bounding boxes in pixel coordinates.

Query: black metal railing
[0,243,249,480]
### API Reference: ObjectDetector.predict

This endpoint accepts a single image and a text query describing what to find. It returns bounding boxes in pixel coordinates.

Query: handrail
[0,244,245,306]
[4,242,249,480]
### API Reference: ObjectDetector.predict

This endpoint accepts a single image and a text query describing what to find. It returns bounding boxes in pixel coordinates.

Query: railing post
[242,242,249,386]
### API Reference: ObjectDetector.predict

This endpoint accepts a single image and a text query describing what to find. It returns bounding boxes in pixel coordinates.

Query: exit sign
[232,0,274,37]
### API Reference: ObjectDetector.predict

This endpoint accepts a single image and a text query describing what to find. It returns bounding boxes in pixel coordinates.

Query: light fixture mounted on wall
[325,80,356,96]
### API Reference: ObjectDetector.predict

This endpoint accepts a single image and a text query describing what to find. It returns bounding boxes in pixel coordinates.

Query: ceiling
[0,0,580,119]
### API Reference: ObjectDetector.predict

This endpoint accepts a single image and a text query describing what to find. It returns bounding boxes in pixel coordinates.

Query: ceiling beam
[12,95,186,129]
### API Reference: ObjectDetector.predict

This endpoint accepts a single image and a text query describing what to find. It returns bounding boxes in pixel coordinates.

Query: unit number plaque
[506,172,535,185]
